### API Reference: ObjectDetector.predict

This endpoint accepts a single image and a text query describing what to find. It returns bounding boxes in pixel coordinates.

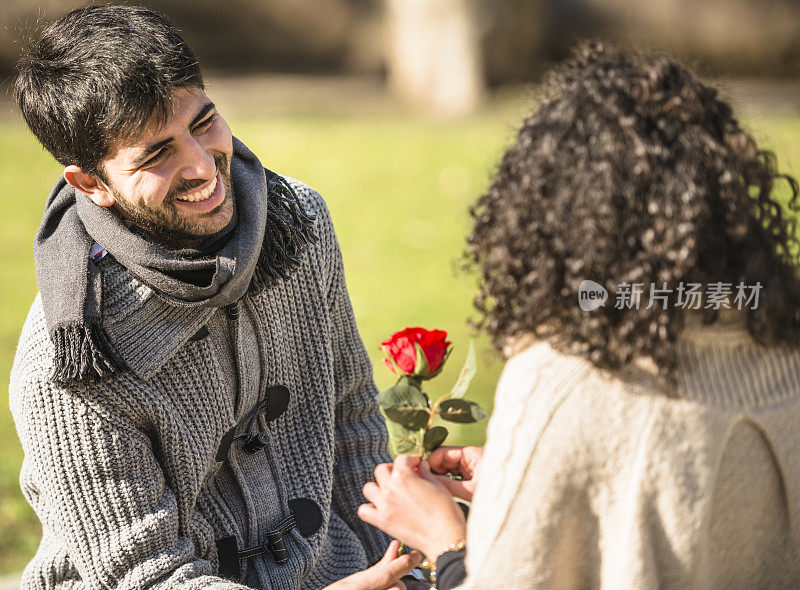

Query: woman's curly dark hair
[467,41,800,390]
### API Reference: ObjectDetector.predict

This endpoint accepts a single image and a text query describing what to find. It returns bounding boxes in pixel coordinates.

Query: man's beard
[110,153,234,250]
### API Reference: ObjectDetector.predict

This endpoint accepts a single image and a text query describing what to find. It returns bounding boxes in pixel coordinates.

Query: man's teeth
[176,176,217,202]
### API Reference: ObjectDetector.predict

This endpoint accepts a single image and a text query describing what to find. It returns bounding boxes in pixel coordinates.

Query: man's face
[97,87,235,246]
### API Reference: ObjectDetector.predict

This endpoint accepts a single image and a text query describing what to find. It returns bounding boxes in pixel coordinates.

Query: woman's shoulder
[491,339,592,429]
[492,338,728,465]
[500,338,595,394]
[497,337,663,414]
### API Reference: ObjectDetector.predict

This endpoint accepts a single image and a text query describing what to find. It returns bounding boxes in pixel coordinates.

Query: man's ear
[63,165,116,207]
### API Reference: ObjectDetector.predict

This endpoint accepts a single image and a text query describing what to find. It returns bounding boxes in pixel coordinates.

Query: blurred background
[0,0,799,580]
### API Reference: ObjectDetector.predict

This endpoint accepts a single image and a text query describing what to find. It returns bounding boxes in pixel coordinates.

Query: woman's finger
[417,459,435,480]
[433,474,474,500]
[418,461,452,491]
[362,481,382,504]
[393,454,421,476]
[374,462,393,485]
[427,446,464,474]
[357,502,380,527]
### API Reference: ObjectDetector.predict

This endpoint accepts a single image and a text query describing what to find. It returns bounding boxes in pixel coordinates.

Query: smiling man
[9,5,397,589]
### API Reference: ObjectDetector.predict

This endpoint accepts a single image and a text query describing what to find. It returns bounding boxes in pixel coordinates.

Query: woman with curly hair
[358,42,800,588]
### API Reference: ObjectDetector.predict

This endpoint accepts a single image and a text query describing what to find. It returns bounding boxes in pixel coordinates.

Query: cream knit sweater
[458,313,800,589]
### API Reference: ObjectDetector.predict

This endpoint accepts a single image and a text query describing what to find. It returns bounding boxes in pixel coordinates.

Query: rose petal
[393,336,417,374]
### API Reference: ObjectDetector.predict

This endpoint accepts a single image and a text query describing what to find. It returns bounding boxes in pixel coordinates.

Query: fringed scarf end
[249,174,319,294]
[50,322,127,386]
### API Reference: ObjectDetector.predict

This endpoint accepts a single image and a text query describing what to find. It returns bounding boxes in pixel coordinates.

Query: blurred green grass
[1,106,799,574]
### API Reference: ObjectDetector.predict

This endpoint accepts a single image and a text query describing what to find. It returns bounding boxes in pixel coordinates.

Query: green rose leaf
[391,437,419,455]
[378,377,430,430]
[438,399,489,423]
[384,418,420,455]
[384,407,430,430]
[448,340,477,399]
[378,376,428,412]
[423,426,449,452]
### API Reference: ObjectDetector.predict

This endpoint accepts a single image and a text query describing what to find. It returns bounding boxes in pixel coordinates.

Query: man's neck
[122,212,238,254]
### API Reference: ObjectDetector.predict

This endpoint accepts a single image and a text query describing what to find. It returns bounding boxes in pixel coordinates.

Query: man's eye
[142,149,165,167]
[193,115,215,132]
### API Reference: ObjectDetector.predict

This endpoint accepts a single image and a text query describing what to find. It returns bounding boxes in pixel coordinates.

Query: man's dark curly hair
[467,41,800,390]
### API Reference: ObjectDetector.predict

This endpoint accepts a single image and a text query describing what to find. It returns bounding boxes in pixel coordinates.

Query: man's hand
[358,455,467,559]
[427,446,484,501]
[324,540,421,590]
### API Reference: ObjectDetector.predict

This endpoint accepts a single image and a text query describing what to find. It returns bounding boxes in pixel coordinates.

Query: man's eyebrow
[131,137,172,168]
[190,102,216,128]
[131,102,217,168]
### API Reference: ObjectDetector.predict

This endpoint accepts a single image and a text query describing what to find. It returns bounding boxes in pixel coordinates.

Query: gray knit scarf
[34,137,316,385]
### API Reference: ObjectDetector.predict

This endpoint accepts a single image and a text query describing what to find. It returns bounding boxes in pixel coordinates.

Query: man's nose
[180,137,216,180]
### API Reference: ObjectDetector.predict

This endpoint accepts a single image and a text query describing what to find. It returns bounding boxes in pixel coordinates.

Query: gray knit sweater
[9,179,392,589]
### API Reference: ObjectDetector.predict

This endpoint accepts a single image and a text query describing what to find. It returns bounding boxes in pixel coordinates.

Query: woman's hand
[324,540,421,590]
[358,455,467,559]
[427,446,484,501]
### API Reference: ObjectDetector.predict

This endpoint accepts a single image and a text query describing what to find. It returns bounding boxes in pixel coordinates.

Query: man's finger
[380,539,402,562]
[364,544,420,590]
[382,550,423,578]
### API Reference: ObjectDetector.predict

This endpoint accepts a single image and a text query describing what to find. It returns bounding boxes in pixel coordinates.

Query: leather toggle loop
[215,513,299,579]
[214,501,321,579]
[215,385,291,462]
[215,426,237,462]
[225,302,240,320]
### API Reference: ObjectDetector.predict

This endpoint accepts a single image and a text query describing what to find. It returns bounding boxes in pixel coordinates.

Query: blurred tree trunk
[385,0,484,117]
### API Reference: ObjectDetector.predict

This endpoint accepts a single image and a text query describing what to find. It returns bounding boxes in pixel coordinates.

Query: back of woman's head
[467,41,800,387]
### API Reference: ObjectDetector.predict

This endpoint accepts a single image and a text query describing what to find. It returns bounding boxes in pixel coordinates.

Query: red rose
[381,327,452,378]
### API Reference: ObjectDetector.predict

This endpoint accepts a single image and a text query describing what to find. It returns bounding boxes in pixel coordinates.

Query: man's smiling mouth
[175,174,217,202]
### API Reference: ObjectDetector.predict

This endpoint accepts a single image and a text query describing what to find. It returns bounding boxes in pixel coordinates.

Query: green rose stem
[419,391,451,459]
